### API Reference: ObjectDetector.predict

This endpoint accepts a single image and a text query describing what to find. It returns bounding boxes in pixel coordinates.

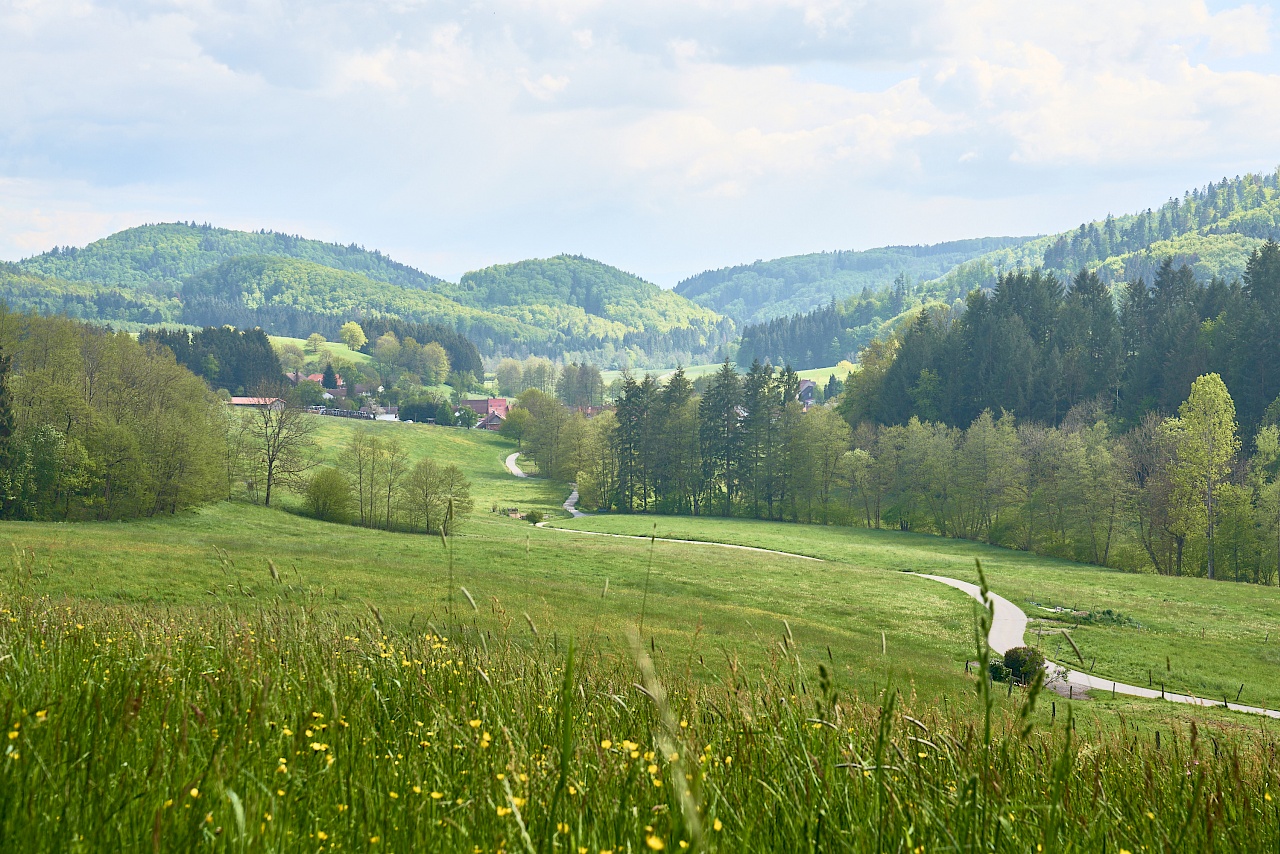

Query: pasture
[4,415,1280,849]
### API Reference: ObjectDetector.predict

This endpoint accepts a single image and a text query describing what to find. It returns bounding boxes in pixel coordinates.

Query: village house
[476,410,506,431]
[461,398,510,418]
[229,396,285,411]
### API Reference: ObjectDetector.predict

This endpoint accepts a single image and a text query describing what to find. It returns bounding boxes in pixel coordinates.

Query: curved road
[500,458,1277,717]
[505,452,526,478]
[913,573,1280,719]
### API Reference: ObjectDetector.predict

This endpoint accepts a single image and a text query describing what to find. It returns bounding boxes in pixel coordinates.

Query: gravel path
[913,573,1280,719]
[562,487,586,518]
[504,452,526,478]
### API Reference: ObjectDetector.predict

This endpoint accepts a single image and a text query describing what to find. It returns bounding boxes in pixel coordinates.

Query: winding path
[562,487,586,519]
[913,573,1280,720]
[500,457,1276,717]
[505,452,526,478]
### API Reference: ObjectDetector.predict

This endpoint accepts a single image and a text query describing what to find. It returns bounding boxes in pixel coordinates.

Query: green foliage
[12,225,732,367]
[140,326,284,394]
[847,250,1280,437]
[20,221,447,292]
[339,321,367,351]
[305,466,353,522]
[0,311,227,520]
[676,238,1035,325]
[526,509,544,525]
[1001,646,1046,683]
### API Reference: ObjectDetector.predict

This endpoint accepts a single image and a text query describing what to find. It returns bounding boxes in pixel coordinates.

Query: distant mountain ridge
[736,167,1280,370]
[675,237,1037,325]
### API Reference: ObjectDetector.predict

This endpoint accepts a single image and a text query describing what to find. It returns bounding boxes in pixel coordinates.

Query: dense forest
[676,237,1032,324]
[0,311,228,520]
[511,360,1280,584]
[8,224,731,367]
[140,327,284,395]
[737,169,1280,370]
[843,243,1280,437]
[735,274,923,369]
[456,255,732,365]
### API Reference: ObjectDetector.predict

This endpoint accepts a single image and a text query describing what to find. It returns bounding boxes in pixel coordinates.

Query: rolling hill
[6,223,732,366]
[675,237,1036,326]
[736,167,1280,369]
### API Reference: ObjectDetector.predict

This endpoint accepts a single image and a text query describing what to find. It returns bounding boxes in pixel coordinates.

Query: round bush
[1001,646,1046,684]
[526,510,544,525]
[988,659,1011,683]
[305,467,353,523]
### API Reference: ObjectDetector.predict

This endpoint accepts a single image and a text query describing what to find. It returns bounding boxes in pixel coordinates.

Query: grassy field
[3,416,1278,719]
[5,582,1276,851]
[550,515,1280,714]
[269,335,373,367]
[5,418,1280,848]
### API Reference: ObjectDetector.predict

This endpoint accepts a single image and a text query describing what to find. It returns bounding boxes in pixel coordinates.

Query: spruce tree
[322,363,338,389]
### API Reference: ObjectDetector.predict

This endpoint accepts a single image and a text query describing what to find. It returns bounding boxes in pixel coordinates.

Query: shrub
[305,467,352,522]
[1002,646,1046,684]
[988,659,1012,683]
[526,510,544,525]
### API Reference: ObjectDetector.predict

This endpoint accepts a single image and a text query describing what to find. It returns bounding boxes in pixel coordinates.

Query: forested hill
[931,168,1280,294]
[738,168,1280,370]
[457,255,731,359]
[6,224,733,366]
[20,222,446,293]
[675,237,1035,325]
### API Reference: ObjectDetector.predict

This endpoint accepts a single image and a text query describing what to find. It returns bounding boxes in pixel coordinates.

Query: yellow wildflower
[646,837,665,851]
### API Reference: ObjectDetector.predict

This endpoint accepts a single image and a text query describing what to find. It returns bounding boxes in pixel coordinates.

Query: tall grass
[0,555,1277,851]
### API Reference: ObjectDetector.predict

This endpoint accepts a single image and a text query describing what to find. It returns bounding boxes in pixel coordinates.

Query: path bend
[505,452,526,478]
[912,573,1280,720]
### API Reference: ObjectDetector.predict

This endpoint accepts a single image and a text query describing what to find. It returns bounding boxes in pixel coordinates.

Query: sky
[2,0,1280,286]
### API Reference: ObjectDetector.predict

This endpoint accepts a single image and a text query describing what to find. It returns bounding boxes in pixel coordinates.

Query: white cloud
[0,0,1277,282]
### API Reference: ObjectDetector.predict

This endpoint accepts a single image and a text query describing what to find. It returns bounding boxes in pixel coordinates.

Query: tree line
[844,242,1280,438]
[509,359,1279,584]
[304,428,473,534]
[140,326,284,395]
[0,311,227,520]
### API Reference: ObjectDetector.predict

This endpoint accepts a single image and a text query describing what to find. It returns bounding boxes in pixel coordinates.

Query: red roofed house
[476,410,506,431]
[461,398,509,418]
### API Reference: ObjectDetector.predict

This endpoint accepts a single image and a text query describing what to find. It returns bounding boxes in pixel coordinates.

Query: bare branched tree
[243,389,318,507]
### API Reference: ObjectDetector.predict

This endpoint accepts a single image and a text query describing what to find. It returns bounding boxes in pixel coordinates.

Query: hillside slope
[676,237,1035,325]
[458,255,731,359]
[739,168,1280,370]
[20,222,447,293]
[931,168,1280,294]
[9,224,732,365]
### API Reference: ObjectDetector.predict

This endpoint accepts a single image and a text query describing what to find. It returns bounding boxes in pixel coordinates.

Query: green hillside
[7,224,733,366]
[675,237,1035,325]
[736,168,1280,370]
[931,167,1280,294]
[19,221,446,293]
[180,255,538,342]
[458,255,731,360]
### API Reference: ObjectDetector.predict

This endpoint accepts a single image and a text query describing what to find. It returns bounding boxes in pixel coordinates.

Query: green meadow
[4,416,1280,850]
[3,415,1277,716]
